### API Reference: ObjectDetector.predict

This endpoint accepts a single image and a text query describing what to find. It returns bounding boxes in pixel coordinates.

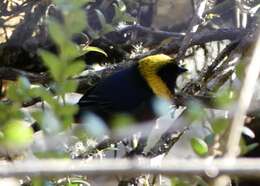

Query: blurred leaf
[112,1,136,24]
[6,77,32,103]
[32,177,44,186]
[64,60,86,78]
[53,0,91,11]
[111,113,135,129]
[33,110,61,134]
[82,112,108,138]
[211,118,229,134]
[186,101,206,122]
[60,40,81,61]
[152,97,172,116]
[190,137,208,156]
[34,151,70,159]
[204,133,215,146]
[48,20,67,47]
[171,177,189,186]
[42,110,61,134]
[59,80,78,94]
[32,177,54,186]
[0,119,33,149]
[235,62,246,80]
[64,10,87,36]
[29,87,58,107]
[214,88,235,107]
[18,76,31,90]
[39,50,62,81]
[240,137,259,155]
[0,103,22,123]
[58,104,78,116]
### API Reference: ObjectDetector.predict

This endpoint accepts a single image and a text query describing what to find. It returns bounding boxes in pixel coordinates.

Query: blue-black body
[76,54,186,124]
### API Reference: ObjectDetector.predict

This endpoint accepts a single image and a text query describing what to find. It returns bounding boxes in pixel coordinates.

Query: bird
[75,54,187,126]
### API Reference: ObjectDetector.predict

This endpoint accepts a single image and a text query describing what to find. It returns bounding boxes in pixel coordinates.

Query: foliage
[0,0,259,186]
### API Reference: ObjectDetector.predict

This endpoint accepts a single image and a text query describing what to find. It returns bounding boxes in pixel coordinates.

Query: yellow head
[138,54,185,99]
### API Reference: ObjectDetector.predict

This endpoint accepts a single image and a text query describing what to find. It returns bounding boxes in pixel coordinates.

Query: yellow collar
[138,54,173,100]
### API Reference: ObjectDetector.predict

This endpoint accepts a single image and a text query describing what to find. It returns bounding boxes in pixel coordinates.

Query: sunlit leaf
[80,46,108,57]
[190,137,208,156]
[0,119,33,149]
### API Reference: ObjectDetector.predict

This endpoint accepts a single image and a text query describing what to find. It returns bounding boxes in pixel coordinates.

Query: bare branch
[0,158,260,177]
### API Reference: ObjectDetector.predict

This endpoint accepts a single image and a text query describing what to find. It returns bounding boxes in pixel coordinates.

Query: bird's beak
[178,66,188,74]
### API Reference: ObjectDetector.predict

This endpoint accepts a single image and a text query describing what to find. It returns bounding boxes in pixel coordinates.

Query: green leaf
[58,104,78,116]
[101,24,115,34]
[64,60,86,78]
[1,119,33,149]
[190,137,208,156]
[29,87,58,108]
[42,110,61,134]
[60,40,80,62]
[186,101,206,122]
[112,0,135,24]
[235,61,246,80]
[111,113,135,129]
[214,88,235,107]
[59,80,78,93]
[240,136,259,155]
[18,76,31,90]
[80,46,108,57]
[34,151,69,159]
[211,118,229,134]
[171,177,189,186]
[48,20,67,47]
[64,10,87,36]
[39,50,62,81]
[6,78,31,103]
[53,0,91,11]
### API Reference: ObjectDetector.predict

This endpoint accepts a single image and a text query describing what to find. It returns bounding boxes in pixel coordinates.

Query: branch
[0,67,50,84]
[134,28,246,60]
[0,158,260,177]
[118,24,185,39]
[225,33,260,157]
